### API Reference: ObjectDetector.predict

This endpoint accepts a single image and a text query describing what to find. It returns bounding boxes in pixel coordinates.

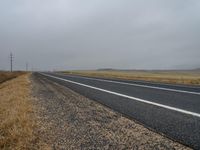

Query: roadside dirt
[31,73,191,150]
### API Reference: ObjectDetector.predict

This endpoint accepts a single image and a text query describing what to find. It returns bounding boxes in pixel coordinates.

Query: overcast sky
[0,0,200,71]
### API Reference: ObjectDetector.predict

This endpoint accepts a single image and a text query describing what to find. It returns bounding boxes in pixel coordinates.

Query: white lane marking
[56,73,200,95]
[40,73,200,118]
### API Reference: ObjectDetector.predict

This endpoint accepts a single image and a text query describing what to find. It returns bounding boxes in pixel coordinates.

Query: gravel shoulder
[31,73,191,150]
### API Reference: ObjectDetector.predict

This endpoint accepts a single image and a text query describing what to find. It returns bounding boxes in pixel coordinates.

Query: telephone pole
[26,62,28,71]
[10,52,13,72]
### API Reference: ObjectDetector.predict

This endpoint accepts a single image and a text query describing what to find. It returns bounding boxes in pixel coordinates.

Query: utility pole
[26,62,28,71]
[10,52,13,72]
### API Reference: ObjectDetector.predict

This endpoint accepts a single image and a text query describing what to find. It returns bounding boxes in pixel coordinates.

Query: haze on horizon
[0,0,200,71]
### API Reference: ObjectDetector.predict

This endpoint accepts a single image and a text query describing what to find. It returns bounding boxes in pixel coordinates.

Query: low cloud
[0,0,200,70]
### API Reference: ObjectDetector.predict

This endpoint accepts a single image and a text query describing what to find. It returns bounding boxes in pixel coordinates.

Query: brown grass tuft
[0,74,40,150]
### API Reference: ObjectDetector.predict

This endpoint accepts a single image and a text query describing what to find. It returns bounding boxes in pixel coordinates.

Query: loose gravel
[31,73,191,150]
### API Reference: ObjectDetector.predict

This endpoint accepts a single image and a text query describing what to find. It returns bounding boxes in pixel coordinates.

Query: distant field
[63,70,200,86]
[0,71,25,84]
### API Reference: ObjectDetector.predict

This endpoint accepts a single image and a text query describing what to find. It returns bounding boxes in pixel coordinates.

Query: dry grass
[64,70,200,85]
[0,71,25,84]
[0,74,42,150]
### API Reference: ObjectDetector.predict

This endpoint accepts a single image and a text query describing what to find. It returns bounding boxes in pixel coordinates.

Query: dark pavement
[37,72,200,149]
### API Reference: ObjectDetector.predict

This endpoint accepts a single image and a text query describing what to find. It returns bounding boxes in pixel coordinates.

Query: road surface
[37,72,200,149]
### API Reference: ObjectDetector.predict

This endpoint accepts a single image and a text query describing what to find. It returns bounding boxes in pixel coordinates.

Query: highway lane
[37,72,200,149]
[60,73,200,94]
[45,72,200,113]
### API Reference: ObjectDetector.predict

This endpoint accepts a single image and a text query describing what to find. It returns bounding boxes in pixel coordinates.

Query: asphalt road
[37,72,200,149]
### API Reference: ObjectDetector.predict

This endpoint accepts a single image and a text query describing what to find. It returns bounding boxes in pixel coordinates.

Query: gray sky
[0,0,200,71]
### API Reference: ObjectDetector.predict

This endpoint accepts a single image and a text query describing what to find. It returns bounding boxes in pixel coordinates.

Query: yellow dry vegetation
[0,71,25,84]
[64,70,200,85]
[0,74,38,150]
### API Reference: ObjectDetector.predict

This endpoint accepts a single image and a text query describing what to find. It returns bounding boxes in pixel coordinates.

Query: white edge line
[40,73,200,118]
[59,73,200,95]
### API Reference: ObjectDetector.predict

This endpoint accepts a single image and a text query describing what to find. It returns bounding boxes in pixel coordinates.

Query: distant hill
[97,68,116,71]
[193,68,200,71]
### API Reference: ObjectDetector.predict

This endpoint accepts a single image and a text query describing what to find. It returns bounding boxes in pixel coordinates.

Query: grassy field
[0,71,25,84]
[0,73,42,149]
[63,70,200,86]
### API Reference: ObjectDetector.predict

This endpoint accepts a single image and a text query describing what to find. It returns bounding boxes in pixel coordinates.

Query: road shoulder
[31,73,191,149]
